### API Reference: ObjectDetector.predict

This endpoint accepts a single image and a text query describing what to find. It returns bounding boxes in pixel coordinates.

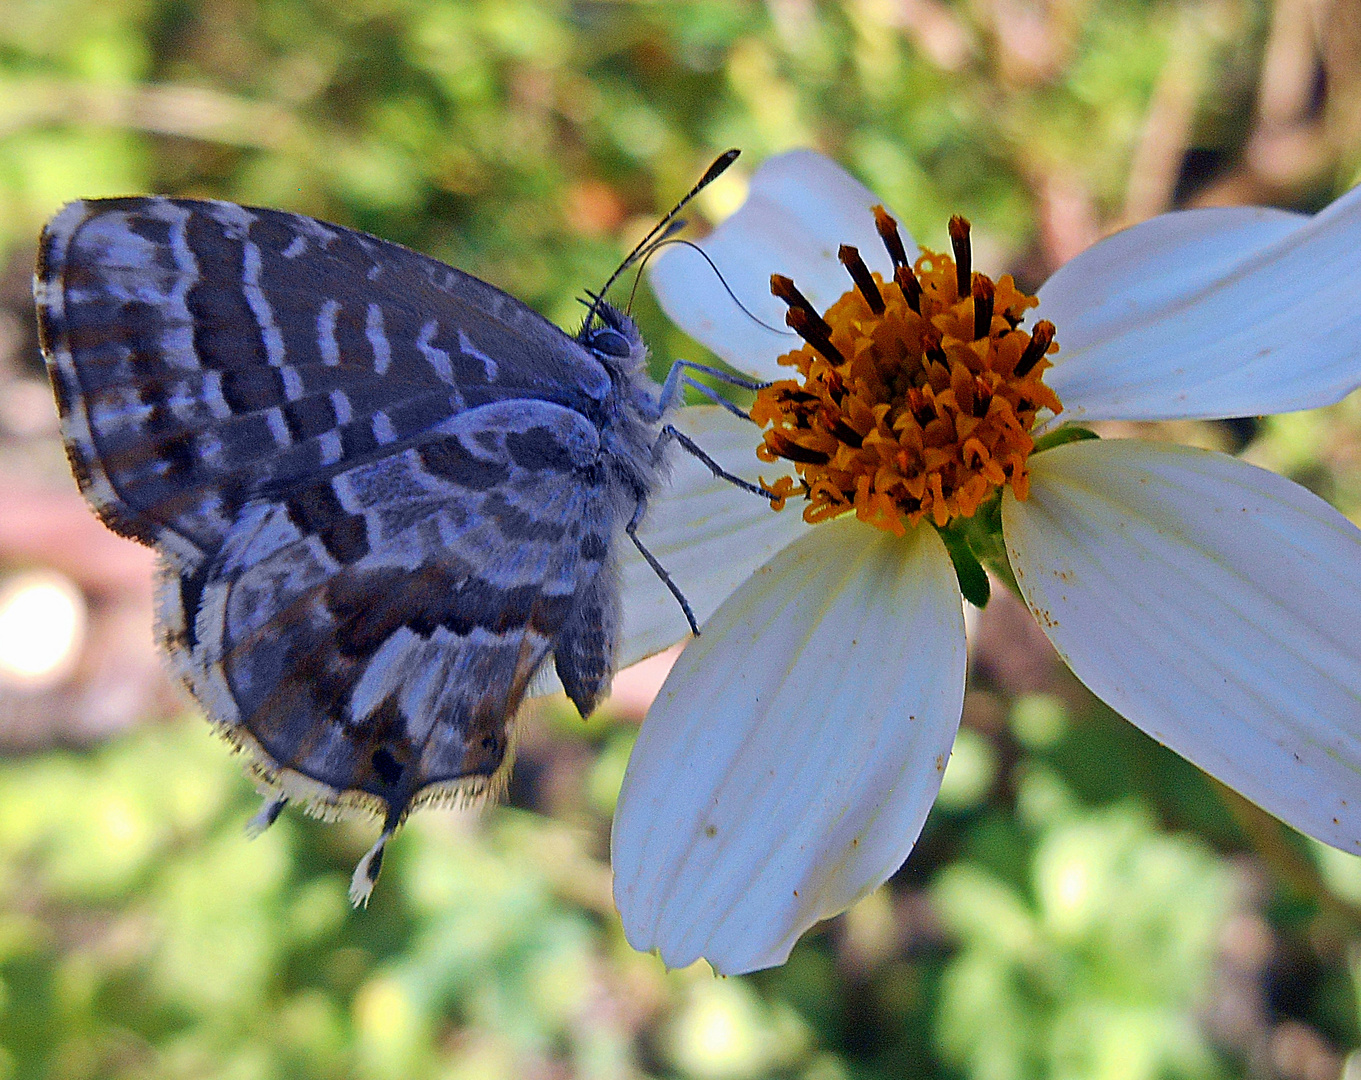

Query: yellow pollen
[754,209,1063,534]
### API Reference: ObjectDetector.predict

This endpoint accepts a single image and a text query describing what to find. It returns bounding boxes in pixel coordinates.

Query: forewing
[162,399,617,818]
[36,197,611,567]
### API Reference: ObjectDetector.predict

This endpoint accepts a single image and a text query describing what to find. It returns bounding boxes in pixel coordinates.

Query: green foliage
[0,721,635,1079]
[934,800,1231,1080]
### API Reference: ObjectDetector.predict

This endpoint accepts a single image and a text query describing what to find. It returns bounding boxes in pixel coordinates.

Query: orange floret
[754,210,1063,532]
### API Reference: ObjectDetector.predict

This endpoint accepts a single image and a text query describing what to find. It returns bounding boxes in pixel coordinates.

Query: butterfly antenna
[629,237,796,337]
[621,218,688,314]
[583,148,741,331]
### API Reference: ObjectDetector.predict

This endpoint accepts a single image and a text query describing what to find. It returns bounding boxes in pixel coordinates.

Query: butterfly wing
[174,399,617,819]
[37,196,614,566]
[37,197,626,822]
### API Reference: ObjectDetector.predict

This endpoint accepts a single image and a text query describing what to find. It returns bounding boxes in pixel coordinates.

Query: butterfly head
[579,300,648,374]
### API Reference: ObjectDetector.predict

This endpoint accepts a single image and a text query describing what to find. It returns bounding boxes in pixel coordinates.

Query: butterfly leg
[245,792,289,838]
[673,360,771,392]
[679,377,758,422]
[626,499,700,636]
[657,423,774,502]
[349,808,400,908]
[653,359,772,421]
[629,421,780,636]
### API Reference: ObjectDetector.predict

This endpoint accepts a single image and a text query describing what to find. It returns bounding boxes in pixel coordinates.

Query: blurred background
[0,0,1360,1077]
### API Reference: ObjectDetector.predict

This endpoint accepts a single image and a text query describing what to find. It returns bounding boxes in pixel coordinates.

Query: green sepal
[1032,425,1099,454]
[934,489,1027,606]
[935,519,991,608]
[979,547,1020,600]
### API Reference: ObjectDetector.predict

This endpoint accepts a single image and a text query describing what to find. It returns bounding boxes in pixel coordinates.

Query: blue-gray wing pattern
[36,196,661,880]
[37,197,614,566]
[161,400,618,819]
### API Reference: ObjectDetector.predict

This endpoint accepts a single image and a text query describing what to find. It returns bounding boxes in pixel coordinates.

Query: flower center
[753,209,1063,533]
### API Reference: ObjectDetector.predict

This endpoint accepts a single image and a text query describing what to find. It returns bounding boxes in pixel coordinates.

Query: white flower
[607,149,1361,976]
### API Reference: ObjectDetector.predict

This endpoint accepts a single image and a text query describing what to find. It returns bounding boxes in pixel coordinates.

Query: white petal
[613,518,966,975]
[649,149,904,380]
[616,405,809,669]
[1036,188,1361,423]
[1003,438,1361,850]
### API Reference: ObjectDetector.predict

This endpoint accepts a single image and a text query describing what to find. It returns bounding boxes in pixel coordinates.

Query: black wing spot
[505,426,581,472]
[482,492,567,543]
[340,423,380,459]
[158,431,199,480]
[117,300,161,342]
[178,561,212,650]
[580,533,608,561]
[282,395,339,441]
[49,371,73,420]
[285,482,371,564]
[221,367,287,413]
[126,212,172,249]
[419,436,510,490]
[371,747,404,786]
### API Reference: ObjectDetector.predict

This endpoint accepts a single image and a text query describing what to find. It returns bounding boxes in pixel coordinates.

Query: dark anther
[1015,320,1056,377]
[872,205,911,268]
[769,432,831,465]
[972,277,995,341]
[948,216,972,300]
[785,306,845,364]
[838,245,885,315]
[829,417,865,448]
[895,265,923,313]
[973,377,993,418]
[772,274,842,360]
[922,327,947,366]
[770,274,824,324]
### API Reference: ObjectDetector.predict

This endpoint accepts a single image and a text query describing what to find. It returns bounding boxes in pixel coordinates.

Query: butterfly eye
[588,328,632,358]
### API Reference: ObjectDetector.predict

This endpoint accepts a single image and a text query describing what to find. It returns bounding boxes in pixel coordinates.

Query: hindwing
[160,400,616,817]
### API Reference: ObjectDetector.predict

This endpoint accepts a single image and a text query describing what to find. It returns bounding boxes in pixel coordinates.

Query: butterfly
[34,152,763,902]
